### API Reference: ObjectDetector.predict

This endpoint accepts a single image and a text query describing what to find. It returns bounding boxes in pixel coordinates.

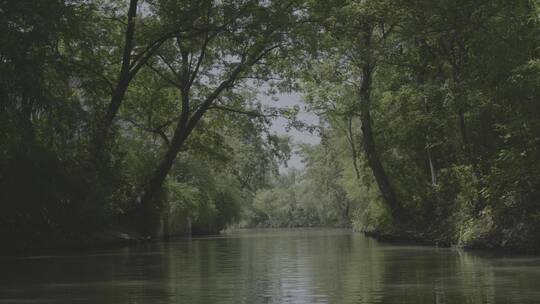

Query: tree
[301,0,406,220]
[134,0,306,213]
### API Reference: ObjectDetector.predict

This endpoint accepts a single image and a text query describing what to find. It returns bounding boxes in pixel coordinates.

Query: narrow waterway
[1,229,539,304]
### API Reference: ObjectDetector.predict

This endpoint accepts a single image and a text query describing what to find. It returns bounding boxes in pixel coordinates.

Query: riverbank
[1,231,150,258]
[363,229,540,255]
[5,225,540,257]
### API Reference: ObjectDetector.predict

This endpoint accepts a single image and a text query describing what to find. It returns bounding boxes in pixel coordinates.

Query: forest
[1,0,539,255]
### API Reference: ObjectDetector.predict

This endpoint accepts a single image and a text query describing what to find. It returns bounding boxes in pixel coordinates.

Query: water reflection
[1,229,540,304]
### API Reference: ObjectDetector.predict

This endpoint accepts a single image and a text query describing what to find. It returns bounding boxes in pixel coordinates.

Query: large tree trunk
[138,52,250,210]
[358,62,403,221]
[427,146,437,186]
[135,39,271,233]
[346,115,361,180]
[139,115,191,213]
[93,0,139,155]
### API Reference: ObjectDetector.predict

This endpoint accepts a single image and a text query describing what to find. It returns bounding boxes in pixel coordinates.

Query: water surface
[1,228,539,303]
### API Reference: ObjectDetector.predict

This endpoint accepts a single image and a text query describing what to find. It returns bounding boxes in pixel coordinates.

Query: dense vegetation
[0,0,295,253]
[253,0,540,252]
[1,0,539,254]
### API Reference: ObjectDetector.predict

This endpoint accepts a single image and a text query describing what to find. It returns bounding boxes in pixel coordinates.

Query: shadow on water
[1,228,540,304]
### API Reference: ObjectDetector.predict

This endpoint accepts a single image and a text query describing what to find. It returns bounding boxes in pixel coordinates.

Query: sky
[259,92,320,170]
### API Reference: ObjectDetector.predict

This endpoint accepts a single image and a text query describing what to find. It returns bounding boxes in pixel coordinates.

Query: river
[1,228,539,303]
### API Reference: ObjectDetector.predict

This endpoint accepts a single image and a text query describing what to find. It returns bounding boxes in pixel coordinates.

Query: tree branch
[208,105,279,118]
[119,116,170,145]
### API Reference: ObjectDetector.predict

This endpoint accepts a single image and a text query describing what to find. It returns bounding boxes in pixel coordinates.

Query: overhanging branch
[208,105,279,118]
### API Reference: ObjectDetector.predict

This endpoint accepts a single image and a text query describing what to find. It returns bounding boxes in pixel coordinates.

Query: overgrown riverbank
[363,228,540,255]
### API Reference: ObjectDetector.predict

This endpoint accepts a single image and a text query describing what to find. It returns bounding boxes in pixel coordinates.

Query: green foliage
[248,170,322,228]
[0,0,294,253]
[246,137,365,228]
[293,0,540,251]
[1,0,539,254]
[164,156,243,235]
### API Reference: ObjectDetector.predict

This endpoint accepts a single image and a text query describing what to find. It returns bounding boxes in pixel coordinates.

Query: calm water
[1,229,540,304]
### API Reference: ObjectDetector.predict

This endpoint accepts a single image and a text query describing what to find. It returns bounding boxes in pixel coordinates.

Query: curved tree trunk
[358,62,403,221]
[92,0,139,156]
[345,115,361,180]
[139,119,190,212]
